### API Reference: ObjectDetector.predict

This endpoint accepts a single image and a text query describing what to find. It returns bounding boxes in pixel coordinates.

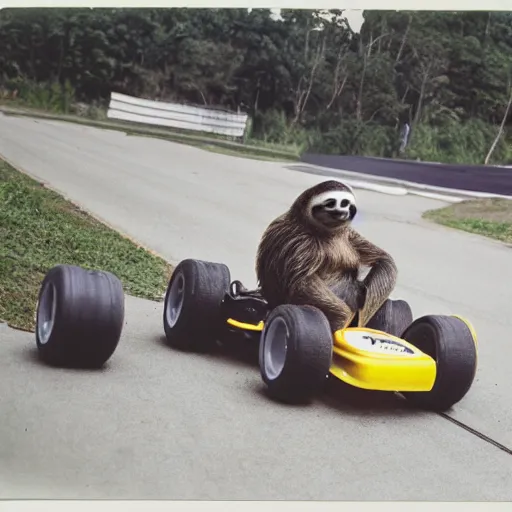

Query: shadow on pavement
[18,345,114,374]
[153,332,421,419]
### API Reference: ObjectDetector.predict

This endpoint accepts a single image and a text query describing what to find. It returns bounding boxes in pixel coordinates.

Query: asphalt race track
[1,113,511,500]
[301,153,512,196]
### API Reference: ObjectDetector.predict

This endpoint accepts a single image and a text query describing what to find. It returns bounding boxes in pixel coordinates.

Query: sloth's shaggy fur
[256,180,398,331]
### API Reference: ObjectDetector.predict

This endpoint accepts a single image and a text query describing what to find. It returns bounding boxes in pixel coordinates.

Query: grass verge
[125,134,295,162]
[423,198,512,244]
[200,144,297,162]
[0,103,300,162]
[0,158,173,332]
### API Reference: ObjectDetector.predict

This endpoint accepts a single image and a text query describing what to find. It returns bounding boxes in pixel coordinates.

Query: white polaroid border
[1,501,512,511]
[0,0,511,10]
[0,0,509,510]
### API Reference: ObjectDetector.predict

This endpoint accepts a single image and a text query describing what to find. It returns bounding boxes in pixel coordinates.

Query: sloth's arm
[349,230,398,327]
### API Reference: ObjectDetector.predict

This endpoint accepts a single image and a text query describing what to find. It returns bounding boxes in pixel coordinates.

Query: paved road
[301,153,512,196]
[1,113,511,500]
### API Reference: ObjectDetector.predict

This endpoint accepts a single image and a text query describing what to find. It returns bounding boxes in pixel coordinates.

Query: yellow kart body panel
[226,318,437,392]
[227,318,264,331]
[330,327,436,392]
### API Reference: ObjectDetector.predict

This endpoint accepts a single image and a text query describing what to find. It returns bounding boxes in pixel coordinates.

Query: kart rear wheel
[365,299,413,338]
[259,305,333,404]
[36,264,125,368]
[400,315,477,412]
[163,258,231,351]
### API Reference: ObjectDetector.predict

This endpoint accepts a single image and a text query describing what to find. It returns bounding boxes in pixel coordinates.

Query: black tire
[401,315,478,412]
[259,305,333,404]
[365,299,413,338]
[35,264,125,368]
[163,258,230,351]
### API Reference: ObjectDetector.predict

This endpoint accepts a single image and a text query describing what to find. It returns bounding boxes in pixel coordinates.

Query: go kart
[163,258,478,412]
[31,260,478,414]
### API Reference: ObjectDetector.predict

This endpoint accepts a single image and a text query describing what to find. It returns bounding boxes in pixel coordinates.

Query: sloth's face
[309,190,357,228]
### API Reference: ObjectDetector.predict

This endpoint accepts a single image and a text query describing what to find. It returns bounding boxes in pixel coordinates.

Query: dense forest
[0,8,511,164]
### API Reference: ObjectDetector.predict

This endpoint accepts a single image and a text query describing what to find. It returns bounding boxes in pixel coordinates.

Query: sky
[340,10,365,32]
[269,8,366,33]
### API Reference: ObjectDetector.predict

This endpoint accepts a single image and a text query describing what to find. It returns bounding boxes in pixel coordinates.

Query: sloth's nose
[331,209,347,218]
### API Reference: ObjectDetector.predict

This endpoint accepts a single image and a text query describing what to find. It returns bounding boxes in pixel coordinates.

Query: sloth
[255,179,398,332]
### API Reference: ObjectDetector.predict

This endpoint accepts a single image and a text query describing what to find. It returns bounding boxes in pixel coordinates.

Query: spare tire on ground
[35,264,125,368]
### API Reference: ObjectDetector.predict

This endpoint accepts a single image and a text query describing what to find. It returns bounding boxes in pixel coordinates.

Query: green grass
[423,198,512,244]
[0,159,173,332]
[200,144,296,162]
[124,134,296,162]
[0,102,300,162]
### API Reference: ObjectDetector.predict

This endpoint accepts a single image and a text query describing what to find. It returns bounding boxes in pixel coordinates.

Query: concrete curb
[288,163,512,203]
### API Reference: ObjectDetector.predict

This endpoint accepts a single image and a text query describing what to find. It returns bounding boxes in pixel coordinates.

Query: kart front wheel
[163,258,231,351]
[400,315,478,412]
[259,305,333,404]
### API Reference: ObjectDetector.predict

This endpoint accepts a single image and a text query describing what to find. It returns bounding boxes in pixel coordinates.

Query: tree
[0,8,510,163]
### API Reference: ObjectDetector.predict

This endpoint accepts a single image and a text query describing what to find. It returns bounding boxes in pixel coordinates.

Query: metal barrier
[107,92,248,138]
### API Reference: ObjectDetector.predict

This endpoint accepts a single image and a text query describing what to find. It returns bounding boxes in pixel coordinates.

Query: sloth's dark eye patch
[340,199,350,207]
[324,199,336,208]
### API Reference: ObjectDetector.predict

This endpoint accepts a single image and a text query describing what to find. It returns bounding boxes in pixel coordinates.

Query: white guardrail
[106,92,249,138]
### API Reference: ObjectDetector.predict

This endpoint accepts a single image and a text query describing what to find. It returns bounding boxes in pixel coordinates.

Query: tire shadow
[19,345,113,373]
[249,376,417,417]
[319,377,417,417]
[153,333,260,370]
